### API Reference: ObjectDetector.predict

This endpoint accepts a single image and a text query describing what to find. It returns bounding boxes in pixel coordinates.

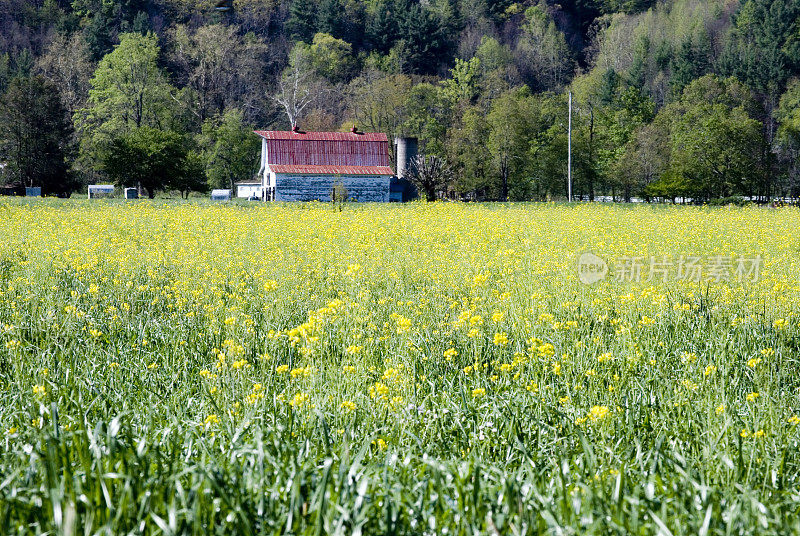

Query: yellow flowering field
[1,199,800,534]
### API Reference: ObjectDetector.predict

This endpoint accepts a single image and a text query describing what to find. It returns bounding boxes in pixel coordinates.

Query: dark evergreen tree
[11,49,34,80]
[366,0,404,54]
[485,0,517,22]
[129,11,152,35]
[717,0,800,95]
[0,76,77,195]
[627,36,649,89]
[598,68,620,105]
[557,0,602,37]
[287,0,318,43]
[669,39,697,98]
[316,0,345,40]
[84,12,116,61]
[399,2,448,75]
[620,0,658,13]
[669,32,711,99]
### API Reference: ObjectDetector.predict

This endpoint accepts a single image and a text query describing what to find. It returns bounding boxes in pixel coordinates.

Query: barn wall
[275,175,391,202]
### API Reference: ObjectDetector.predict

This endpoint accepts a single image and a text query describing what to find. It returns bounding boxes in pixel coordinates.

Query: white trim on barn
[257,137,275,201]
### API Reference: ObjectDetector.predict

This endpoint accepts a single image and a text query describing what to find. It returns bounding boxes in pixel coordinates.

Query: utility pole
[567,90,572,203]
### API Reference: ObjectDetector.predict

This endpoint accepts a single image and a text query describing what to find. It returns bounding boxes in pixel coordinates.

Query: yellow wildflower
[204,414,220,426]
[493,332,509,346]
[588,405,610,422]
[597,352,613,363]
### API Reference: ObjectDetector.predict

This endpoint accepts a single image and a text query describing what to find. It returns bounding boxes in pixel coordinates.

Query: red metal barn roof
[254,130,393,175]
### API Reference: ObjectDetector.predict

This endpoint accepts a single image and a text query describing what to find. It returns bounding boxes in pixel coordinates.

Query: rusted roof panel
[254,130,389,142]
[270,165,393,175]
[254,130,393,172]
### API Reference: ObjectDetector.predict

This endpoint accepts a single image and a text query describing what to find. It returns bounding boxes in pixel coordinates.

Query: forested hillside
[1,0,799,200]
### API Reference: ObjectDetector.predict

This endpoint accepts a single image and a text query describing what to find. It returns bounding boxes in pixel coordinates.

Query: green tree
[616,119,670,201]
[0,54,10,95]
[441,57,481,107]
[73,0,152,60]
[77,32,188,171]
[83,11,116,61]
[486,87,541,201]
[446,105,492,198]
[775,78,800,198]
[306,33,356,84]
[669,32,712,98]
[101,127,195,198]
[170,150,208,199]
[366,0,403,54]
[347,71,413,161]
[597,86,655,200]
[717,0,800,97]
[654,75,765,201]
[0,76,77,196]
[402,82,449,156]
[316,0,346,39]
[475,36,517,103]
[199,108,260,192]
[529,93,570,201]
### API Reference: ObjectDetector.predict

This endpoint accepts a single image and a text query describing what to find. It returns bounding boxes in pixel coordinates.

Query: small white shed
[88,185,115,199]
[236,182,262,199]
[211,189,231,201]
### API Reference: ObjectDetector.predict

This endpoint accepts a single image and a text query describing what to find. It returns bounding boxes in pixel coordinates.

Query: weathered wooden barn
[254,128,395,202]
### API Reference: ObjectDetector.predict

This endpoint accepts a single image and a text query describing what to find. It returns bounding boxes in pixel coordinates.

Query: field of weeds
[1,199,799,535]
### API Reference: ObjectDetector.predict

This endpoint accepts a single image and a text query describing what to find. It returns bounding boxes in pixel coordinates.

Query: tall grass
[0,199,799,534]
